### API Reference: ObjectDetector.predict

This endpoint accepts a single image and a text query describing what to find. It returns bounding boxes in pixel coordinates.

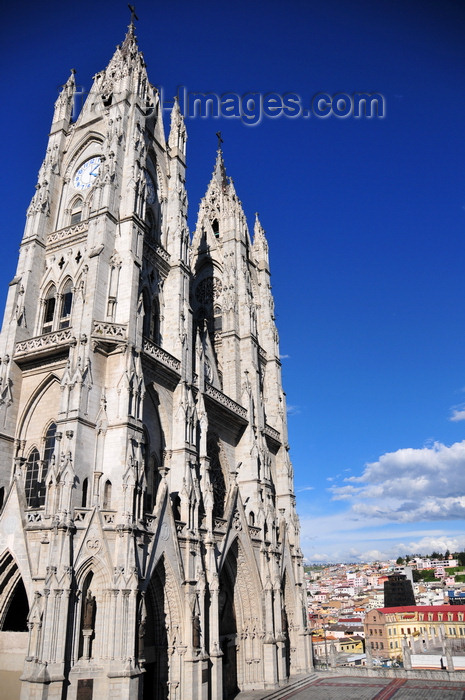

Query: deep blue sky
[2,0,465,562]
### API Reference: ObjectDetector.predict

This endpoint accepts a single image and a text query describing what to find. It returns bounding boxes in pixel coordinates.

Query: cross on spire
[128,4,139,24]
[216,131,223,150]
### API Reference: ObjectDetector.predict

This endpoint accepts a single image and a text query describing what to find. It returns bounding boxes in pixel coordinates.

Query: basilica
[0,18,312,700]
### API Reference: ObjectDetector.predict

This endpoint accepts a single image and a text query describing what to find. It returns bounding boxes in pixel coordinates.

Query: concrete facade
[0,19,312,700]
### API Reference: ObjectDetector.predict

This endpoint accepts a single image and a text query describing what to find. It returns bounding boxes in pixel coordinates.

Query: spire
[168,97,187,156]
[89,10,147,109]
[120,5,139,58]
[52,69,76,125]
[212,132,228,190]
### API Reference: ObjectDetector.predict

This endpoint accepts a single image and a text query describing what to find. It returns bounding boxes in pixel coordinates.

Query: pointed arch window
[103,480,112,509]
[150,297,160,344]
[207,437,226,519]
[25,448,41,507]
[43,423,56,468]
[42,285,56,334]
[70,198,83,225]
[213,304,222,334]
[25,423,56,508]
[82,477,89,508]
[59,280,73,329]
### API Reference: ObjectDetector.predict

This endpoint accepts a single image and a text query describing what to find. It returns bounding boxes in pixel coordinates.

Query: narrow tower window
[43,423,56,469]
[103,480,112,509]
[70,198,83,225]
[25,423,56,508]
[150,297,160,344]
[25,448,41,507]
[82,477,88,508]
[59,281,73,329]
[42,286,56,333]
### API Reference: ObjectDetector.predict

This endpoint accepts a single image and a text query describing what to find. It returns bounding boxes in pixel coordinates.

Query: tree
[457,552,465,567]
[396,557,405,565]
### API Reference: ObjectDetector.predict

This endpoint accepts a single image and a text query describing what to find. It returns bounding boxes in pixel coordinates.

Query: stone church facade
[0,20,312,700]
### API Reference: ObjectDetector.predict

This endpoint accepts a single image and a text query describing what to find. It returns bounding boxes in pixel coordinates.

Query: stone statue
[138,616,146,659]
[83,590,96,630]
[193,614,201,649]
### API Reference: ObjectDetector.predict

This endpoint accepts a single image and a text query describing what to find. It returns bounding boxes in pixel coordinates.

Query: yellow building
[365,606,465,660]
[339,636,364,654]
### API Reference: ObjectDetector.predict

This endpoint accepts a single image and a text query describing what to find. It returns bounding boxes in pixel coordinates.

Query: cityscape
[305,552,465,671]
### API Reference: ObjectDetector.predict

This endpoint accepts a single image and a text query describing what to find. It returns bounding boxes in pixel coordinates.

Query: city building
[384,574,416,608]
[0,17,312,700]
[365,606,465,661]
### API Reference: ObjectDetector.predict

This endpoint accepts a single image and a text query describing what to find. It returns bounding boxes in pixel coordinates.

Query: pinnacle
[212,146,228,190]
[170,96,183,125]
[120,19,138,57]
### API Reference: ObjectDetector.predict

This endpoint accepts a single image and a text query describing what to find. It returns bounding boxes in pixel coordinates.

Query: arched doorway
[219,541,239,699]
[281,571,291,678]
[143,559,169,700]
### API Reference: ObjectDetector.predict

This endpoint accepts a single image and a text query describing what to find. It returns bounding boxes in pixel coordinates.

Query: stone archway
[219,543,238,699]
[281,570,291,678]
[143,557,182,700]
[144,560,169,700]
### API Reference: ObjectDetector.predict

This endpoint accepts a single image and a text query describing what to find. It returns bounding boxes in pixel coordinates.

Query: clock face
[74,157,101,190]
[146,172,156,205]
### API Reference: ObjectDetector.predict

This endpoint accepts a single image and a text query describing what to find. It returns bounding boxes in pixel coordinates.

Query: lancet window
[24,422,57,508]
[41,280,73,334]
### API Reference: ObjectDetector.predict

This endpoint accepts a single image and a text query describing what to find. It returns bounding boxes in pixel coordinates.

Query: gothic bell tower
[0,16,312,700]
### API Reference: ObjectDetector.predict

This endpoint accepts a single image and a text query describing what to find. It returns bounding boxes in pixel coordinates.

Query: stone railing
[213,518,227,532]
[74,509,90,525]
[102,511,115,525]
[92,320,128,342]
[142,338,181,372]
[15,328,74,357]
[264,424,281,443]
[26,510,44,524]
[205,383,247,420]
[143,240,170,266]
[249,525,262,538]
[47,221,89,246]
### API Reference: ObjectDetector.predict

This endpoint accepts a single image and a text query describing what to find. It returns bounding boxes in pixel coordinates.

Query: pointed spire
[168,96,187,155]
[212,132,228,190]
[52,69,76,125]
[120,10,138,58]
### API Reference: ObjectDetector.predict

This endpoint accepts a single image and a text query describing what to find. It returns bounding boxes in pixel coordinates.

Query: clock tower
[0,17,312,700]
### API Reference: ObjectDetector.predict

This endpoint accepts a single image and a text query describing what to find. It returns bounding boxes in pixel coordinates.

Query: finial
[216,131,223,150]
[128,4,139,24]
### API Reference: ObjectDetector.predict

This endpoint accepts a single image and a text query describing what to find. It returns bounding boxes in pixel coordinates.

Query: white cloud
[297,439,465,562]
[450,406,465,422]
[298,509,465,563]
[286,404,301,415]
[330,440,465,522]
[296,486,315,492]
